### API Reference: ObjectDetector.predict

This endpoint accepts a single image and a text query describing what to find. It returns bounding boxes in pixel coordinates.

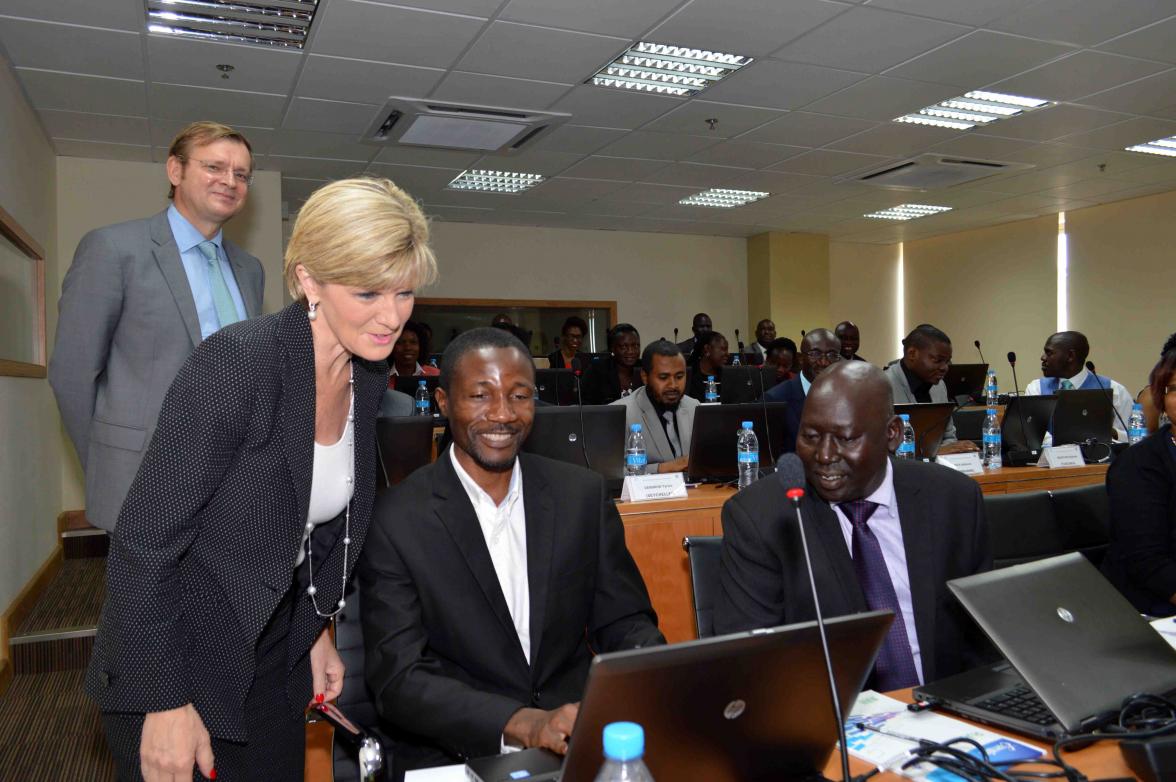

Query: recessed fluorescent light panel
[865,204,953,221]
[447,170,545,194]
[679,188,769,208]
[1125,135,1176,158]
[591,42,752,97]
[147,0,318,48]
[895,90,1050,131]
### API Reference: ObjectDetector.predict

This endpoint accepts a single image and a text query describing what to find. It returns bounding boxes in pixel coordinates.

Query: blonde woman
[87,178,437,781]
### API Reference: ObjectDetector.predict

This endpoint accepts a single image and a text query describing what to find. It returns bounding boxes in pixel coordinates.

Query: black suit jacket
[1102,424,1176,616]
[763,374,806,452]
[581,355,642,405]
[85,302,387,741]
[359,451,664,767]
[715,458,992,684]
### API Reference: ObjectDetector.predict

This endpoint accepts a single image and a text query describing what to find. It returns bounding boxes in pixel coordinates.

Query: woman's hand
[141,703,215,781]
[310,626,345,703]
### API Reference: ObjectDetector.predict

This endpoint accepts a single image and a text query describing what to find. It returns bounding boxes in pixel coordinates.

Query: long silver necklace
[304,360,354,619]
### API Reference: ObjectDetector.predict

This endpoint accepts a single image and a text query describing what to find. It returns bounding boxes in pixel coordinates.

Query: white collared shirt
[800,371,812,396]
[448,446,530,664]
[829,460,924,684]
[1026,368,1133,441]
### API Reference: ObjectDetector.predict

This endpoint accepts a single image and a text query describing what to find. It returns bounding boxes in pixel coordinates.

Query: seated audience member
[765,328,841,451]
[835,321,866,362]
[885,324,975,456]
[611,341,697,474]
[1103,333,1176,617]
[715,361,992,688]
[685,331,729,402]
[751,318,776,359]
[1136,386,1162,433]
[360,328,664,771]
[390,320,439,378]
[547,316,589,370]
[582,324,642,404]
[765,337,798,383]
[379,387,415,417]
[1025,331,1133,440]
[677,312,712,359]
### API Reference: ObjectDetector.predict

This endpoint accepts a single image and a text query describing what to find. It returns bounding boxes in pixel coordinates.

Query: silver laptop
[915,553,1176,739]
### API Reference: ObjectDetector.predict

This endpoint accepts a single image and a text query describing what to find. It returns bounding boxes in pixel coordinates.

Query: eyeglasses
[1165,385,1176,396]
[804,350,842,363]
[187,157,254,186]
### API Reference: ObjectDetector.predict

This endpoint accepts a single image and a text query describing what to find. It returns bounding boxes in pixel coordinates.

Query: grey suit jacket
[379,388,415,417]
[610,386,699,473]
[884,361,958,453]
[48,209,264,530]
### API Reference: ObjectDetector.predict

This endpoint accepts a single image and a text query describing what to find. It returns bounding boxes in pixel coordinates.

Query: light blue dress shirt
[168,205,248,340]
[800,371,812,396]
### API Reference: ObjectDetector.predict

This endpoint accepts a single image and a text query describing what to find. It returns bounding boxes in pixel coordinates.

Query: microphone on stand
[1085,360,1129,438]
[777,454,853,782]
[1006,351,1037,466]
[673,327,679,343]
[974,340,985,365]
[735,328,745,365]
[571,357,591,469]
[801,329,807,338]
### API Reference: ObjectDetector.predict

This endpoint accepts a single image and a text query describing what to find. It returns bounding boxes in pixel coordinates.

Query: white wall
[427,221,748,345]
[829,241,901,364]
[0,56,59,617]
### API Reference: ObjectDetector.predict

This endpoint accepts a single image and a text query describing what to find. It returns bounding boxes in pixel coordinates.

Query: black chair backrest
[682,535,723,638]
[1047,484,1111,567]
[984,491,1064,569]
[376,416,434,488]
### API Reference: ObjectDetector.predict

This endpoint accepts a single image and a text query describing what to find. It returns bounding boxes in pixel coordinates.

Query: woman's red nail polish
[315,692,325,703]
[210,769,217,780]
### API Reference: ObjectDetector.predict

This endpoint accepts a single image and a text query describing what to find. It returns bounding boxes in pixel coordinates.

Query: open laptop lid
[522,405,626,488]
[719,366,779,404]
[943,363,988,403]
[893,402,956,459]
[1001,395,1056,454]
[560,612,892,782]
[947,553,1176,733]
[686,402,789,482]
[1051,389,1114,445]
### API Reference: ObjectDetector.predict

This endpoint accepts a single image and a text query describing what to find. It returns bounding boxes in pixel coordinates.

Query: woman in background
[547,315,589,370]
[390,320,440,379]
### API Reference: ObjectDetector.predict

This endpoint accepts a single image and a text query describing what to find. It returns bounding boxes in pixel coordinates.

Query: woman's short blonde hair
[284,177,438,299]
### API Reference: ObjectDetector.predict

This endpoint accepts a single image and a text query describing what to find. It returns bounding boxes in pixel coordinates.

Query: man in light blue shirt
[167,205,250,339]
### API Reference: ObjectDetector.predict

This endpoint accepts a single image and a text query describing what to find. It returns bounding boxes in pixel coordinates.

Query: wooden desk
[618,464,1109,643]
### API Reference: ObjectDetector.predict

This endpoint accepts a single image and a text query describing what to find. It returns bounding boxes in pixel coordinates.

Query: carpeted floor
[16,558,106,635]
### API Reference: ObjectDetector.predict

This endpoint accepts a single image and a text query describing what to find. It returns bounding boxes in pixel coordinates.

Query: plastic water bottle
[625,424,647,476]
[731,352,741,367]
[429,357,439,371]
[414,380,431,416]
[704,375,719,403]
[594,722,655,782]
[985,369,999,407]
[1128,403,1147,444]
[737,421,759,489]
[983,408,1002,469]
[896,414,916,460]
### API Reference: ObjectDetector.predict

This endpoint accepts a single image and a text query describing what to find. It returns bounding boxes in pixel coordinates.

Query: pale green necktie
[197,240,240,328]
[1059,378,1075,390]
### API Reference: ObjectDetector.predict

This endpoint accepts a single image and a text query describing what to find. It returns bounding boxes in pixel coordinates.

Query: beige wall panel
[829,241,900,364]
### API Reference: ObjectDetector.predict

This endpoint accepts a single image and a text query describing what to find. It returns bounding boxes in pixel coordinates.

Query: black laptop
[719,366,779,404]
[522,405,625,493]
[893,402,957,459]
[942,363,988,404]
[534,368,579,406]
[914,553,1176,739]
[1051,389,1115,445]
[686,402,789,483]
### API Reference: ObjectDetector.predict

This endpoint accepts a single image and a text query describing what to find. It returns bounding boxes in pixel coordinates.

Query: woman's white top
[295,407,354,565]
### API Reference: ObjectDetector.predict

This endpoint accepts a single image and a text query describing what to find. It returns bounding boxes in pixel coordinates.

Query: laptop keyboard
[971,683,1057,726]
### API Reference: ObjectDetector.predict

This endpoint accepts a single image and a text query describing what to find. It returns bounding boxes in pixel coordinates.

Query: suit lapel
[521,456,554,671]
[635,391,672,460]
[892,461,938,679]
[225,242,261,317]
[802,489,867,612]
[277,304,316,563]
[150,210,202,348]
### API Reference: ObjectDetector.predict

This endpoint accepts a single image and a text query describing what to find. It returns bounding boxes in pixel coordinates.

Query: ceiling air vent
[854,154,1032,190]
[363,97,570,155]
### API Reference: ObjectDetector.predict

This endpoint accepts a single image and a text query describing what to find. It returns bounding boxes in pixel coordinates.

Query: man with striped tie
[49,121,264,531]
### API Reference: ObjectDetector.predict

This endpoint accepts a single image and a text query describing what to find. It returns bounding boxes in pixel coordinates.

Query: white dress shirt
[829,460,924,684]
[1026,368,1133,441]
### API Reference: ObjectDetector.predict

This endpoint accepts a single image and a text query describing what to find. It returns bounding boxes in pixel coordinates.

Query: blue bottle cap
[602,722,644,762]
[987,408,997,415]
[899,414,910,421]
[741,421,753,429]
[630,423,641,432]
[1132,402,1143,411]
[707,375,715,381]
[419,379,426,386]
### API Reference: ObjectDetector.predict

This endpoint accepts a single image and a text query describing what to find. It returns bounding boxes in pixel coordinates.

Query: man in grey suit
[884,324,977,457]
[49,121,264,531]
[611,340,699,474]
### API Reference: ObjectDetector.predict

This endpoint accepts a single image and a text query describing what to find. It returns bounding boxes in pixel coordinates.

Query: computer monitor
[893,402,957,459]
[686,402,789,483]
[522,405,626,492]
[375,416,435,488]
[942,363,988,404]
[534,368,579,406]
[1052,389,1114,445]
[719,366,778,404]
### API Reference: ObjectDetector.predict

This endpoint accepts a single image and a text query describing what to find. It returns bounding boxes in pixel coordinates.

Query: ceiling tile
[686,140,807,168]
[773,7,968,73]
[987,0,1175,47]
[270,130,377,161]
[596,131,720,161]
[699,60,867,111]
[526,177,627,201]
[364,163,466,194]
[721,170,831,193]
[147,35,301,94]
[525,124,627,154]
[926,133,1037,159]
[283,97,379,135]
[1098,16,1176,65]
[373,146,483,169]
[149,83,287,127]
[424,204,496,221]
[363,0,502,14]
[827,123,959,156]
[296,55,444,105]
[0,0,142,30]
[430,72,571,109]
[642,162,747,187]
[771,149,890,176]
[642,101,784,138]
[40,109,150,145]
[561,155,670,181]
[1079,70,1176,117]
[469,149,585,176]
[648,0,849,57]
[549,86,682,129]
[1056,117,1176,151]
[456,21,626,84]
[1042,177,1145,200]
[0,18,143,79]
[998,142,1099,167]
[885,30,1074,89]
[499,0,683,37]
[311,0,485,69]
[738,112,877,147]
[53,139,153,161]
[269,155,371,180]
[989,51,1168,102]
[595,182,699,204]
[15,69,146,116]
[281,176,330,204]
[979,169,1085,195]
[801,76,958,120]
[980,104,1131,142]
[863,0,1025,25]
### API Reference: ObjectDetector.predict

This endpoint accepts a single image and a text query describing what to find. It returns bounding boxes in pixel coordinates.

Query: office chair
[682,535,723,639]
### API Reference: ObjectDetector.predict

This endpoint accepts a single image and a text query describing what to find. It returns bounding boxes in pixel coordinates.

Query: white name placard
[620,472,688,502]
[1037,443,1085,469]
[936,452,985,476]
